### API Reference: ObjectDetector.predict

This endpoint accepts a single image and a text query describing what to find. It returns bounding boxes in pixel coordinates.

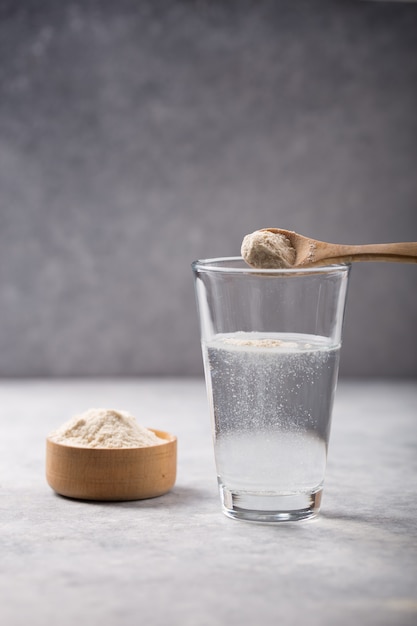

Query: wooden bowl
[46,429,177,501]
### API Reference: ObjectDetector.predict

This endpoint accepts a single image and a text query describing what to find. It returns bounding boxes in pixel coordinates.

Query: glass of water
[192,257,350,523]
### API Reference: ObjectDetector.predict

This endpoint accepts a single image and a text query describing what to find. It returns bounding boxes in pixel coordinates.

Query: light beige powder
[241,230,296,268]
[49,408,165,449]
[223,337,299,349]
[224,337,285,348]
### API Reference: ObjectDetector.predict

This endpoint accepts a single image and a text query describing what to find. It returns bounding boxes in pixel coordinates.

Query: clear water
[202,332,340,498]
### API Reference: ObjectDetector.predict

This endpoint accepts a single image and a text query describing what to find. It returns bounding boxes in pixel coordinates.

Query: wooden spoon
[261,228,417,268]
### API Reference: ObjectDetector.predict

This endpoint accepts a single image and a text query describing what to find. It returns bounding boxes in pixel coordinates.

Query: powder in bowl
[48,408,165,449]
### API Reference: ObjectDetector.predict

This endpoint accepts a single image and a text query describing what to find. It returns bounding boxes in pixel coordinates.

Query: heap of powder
[49,408,165,448]
[241,229,296,269]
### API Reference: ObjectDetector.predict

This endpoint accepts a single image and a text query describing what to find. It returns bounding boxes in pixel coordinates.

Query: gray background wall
[0,0,416,378]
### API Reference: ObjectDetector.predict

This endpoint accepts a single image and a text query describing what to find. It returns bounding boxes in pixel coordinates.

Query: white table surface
[1,378,416,626]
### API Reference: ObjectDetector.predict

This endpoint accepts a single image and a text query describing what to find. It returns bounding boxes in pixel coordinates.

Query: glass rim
[192,256,351,275]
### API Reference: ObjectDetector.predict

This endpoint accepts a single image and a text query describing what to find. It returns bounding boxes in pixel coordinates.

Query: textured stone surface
[0,1,416,377]
[1,378,416,626]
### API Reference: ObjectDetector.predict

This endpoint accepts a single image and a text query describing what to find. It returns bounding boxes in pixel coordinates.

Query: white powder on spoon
[241,229,296,268]
[49,408,165,448]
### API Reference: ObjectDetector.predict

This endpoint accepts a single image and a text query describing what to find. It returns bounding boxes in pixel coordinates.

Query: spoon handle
[317,242,417,264]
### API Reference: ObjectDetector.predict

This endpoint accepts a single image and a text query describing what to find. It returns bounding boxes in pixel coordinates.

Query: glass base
[219,485,322,523]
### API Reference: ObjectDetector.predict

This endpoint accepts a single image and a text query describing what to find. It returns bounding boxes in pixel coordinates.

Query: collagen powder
[49,408,165,449]
[241,229,296,268]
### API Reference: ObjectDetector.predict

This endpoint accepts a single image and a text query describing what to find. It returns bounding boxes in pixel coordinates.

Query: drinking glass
[192,257,350,522]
